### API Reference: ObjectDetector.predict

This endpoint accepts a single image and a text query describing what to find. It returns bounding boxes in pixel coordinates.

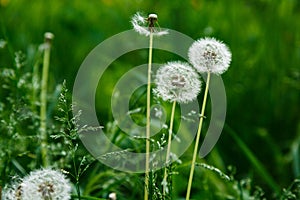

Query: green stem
[40,33,53,167]
[186,72,211,200]
[144,32,153,200]
[163,100,176,196]
[73,153,81,200]
[76,180,81,200]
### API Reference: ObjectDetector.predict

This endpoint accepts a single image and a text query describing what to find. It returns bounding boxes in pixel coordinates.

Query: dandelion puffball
[153,61,201,104]
[2,181,22,200]
[131,12,168,37]
[20,169,71,200]
[188,37,232,75]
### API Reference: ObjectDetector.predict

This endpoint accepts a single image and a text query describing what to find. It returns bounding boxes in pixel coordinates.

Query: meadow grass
[1,0,300,199]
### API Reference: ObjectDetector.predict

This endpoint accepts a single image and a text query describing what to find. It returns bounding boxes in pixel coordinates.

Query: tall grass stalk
[40,32,54,167]
[163,100,176,196]
[186,72,211,200]
[144,31,153,200]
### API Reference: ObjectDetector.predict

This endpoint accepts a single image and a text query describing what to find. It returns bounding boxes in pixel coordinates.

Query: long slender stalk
[186,72,211,200]
[40,32,54,167]
[144,31,153,200]
[73,154,81,200]
[162,100,176,196]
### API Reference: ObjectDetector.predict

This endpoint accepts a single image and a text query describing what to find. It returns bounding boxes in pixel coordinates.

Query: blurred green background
[1,0,300,198]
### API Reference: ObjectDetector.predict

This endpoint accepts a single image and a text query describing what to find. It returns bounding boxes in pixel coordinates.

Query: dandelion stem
[40,33,54,167]
[144,31,153,200]
[186,71,211,200]
[163,100,176,196]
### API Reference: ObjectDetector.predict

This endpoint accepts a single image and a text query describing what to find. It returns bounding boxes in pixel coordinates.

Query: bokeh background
[1,0,300,199]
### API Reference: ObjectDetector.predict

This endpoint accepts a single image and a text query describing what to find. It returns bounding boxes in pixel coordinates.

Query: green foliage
[0,0,300,199]
[0,50,41,182]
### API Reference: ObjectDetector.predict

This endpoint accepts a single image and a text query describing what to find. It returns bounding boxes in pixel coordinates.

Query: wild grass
[0,0,300,199]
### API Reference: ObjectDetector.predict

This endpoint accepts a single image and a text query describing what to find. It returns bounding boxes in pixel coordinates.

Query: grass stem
[186,72,211,200]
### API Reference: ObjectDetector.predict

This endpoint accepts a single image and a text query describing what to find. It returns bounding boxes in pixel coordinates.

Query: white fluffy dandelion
[2,181,22,200]
[188,37,232,75]
[20,168,71,200]
[153,61,201,104]
[131,12,168,36]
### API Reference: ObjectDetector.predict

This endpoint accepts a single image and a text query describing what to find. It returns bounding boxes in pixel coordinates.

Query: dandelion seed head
[20,168,71,200]
[2,181,22,200]
[148,13,157,19]
[131,12,168,37]
[188,37,232,74]
[153,61,201,104]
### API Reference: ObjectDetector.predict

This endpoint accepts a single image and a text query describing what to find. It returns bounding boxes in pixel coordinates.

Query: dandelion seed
[188,37,232,75]
[131,12,168,36]
[153,61,201,104]
[20,168,71,200]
